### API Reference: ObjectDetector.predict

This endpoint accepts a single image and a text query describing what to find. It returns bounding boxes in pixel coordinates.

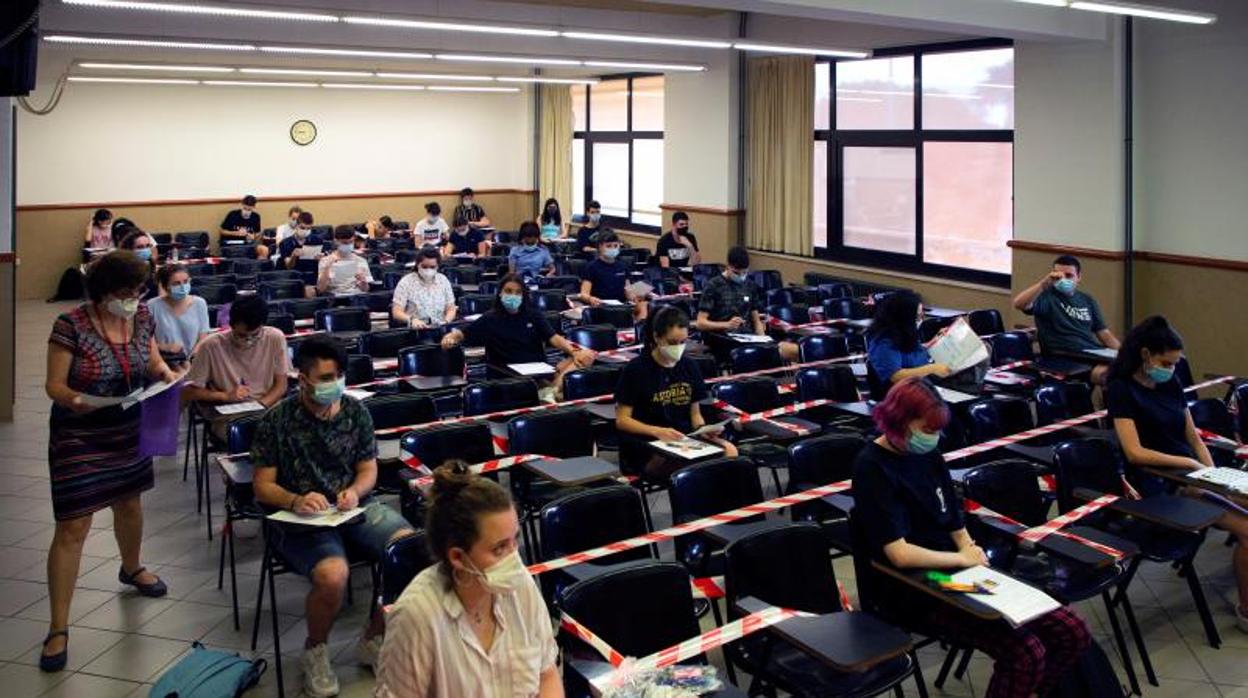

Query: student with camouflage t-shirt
[1013,254,1121,385]
[251,337,415,697]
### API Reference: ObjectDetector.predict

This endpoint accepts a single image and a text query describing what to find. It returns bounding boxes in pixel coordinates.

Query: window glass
[922,48,1014,130]
[631,75,664,132]
[922,142,1013,273]
[813,140,828,247]
[592,143,630,218]
[589,79,628,132]
[631,139,664,227]
[572,138,585,215]
[842,146,916,255]
[836,55,914,130]
[814,62,830,131]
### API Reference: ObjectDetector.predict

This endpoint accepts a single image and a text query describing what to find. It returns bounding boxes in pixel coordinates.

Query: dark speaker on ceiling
[0,0,39,97]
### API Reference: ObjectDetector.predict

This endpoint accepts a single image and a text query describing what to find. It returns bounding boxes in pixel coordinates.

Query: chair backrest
[360,328,421,359]
[1033,383,1094,426]
[724,523,842,615]
[962,459,1049,526]
[745,269,783,291]
[363,393,437,432]
[228,258,266,276]
[316,307,370,333]
[445,266,481,286]
[965,397,1035,443]
[458,294,495,316]
[766,287,811,307]
[967,309,1005,336]
[508,409,595,458]
[989,331,1035,366]
[567,324,619,352]
[193,283,237,305]
[559,562,702,661]
[225,414,263,454]
[257,270,301,285]
[530,289,568,313]
[798,333,850,362]
[562,364,623,400]
[184,262,215,277]
[398,344,465,378]
[180,247,209,261]
[918,316,957,343]
[538,275,581,293]
[175,231,209,248]
[1051,438,1128,513]
[266,313,295,336]
[787,433,864,490]
[399,422,494,468]
[196,273,236,286]
[687,353,719,382]
[462,378,539,417]
[692,263,723,278]
[669,458,764,570]
[821,298,855,320]
[281,296,330,320]
[582,305,634,329]
[1188,398,1236,439]
[729,344,782,375]
[345,354,375,386]
[351,290,394,314]
[219,244,257,260]
[540,486,651,565]
[380,532,434,605]
[795,365,860,403]
[383,271,406,291]
[259,279,305,301]
[710,377,780,414]
[768,303,810,326]
[818,282,854,300]
[1175,356,1195,388]
[1235,384,1248,441]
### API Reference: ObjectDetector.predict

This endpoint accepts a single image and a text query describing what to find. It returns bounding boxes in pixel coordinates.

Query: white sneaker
[300,643,340,697]
[356,633,384,672]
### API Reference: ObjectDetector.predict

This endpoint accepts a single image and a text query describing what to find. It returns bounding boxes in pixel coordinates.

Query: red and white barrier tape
[767,317,850,332]
[400,453,551,490]
[375,393,614,436]
[1019,494,1120,543]
[561,613,627,668]
[964,499,1125,559]
[705,354,866,384]
[1197,429,1248,459]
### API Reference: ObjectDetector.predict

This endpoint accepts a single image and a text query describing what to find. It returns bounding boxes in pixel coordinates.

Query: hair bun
[429,461,473,502]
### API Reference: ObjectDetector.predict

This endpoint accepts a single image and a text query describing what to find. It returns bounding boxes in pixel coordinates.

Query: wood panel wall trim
[1134,250,1248,273]
[1006,239,1127,261]
[750,249,1012,296]
[658,203,745,216]
[16,188,539,212]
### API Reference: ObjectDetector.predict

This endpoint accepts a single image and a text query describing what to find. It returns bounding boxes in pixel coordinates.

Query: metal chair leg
[182,411,194,482]
[910,650,930,698]
[204,461,213,541]
[251,543,268,652]
[952,646,973,680]
[228,521,240,631]
[1183,559,1222,649]
[1103,589,1141,696]
[1119,589,1158,686]
[934,646,959,688]
[268,544,284,698]
[218,518,229,590]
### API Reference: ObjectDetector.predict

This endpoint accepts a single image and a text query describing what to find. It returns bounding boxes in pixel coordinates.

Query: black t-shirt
[580,258,628,302]
[576,224,600,250]
[1106,375,1193,495]
[447,229,484,255]
[615,353,708,434]
[655,231,699,265]
[462,310,556,365]
[277,232,323,261]
[853,441,965,562]
[221,209,262,234]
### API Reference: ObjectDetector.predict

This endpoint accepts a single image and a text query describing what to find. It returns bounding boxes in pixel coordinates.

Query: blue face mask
[169,282,191,301]
[602,246,621,260]
[1145,364,1175,383]
[1054,278,1077,295]
[523,242,538,250]
[906,429,941,454]
[500,294,523,313]
[337,243,354,255]
[311,376,345,406]
[730,270,748,284]
[135,247,152,261]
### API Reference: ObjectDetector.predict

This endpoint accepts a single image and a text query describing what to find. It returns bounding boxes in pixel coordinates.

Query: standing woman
[84,208,114,252]
[42,251,181,672]
[536,197,564,241]
[148,263,211,367]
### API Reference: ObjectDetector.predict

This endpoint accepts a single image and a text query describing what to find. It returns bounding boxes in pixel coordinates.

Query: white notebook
[727,333,774,344]
[508,362,556,377]
[216,400,264,416]
[650,438,724,460]
[950,566,1061,628]
[268,506,365,528]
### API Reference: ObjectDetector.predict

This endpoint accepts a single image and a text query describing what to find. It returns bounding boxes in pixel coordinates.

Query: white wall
[1014,28,1125,251]
[15,76,532,205]
[664,50,740,210]
[1134,0,1248,262]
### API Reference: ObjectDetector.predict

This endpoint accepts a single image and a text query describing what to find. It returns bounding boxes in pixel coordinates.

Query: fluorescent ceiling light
[46,34,255,51]
[375,72,494,81]
[69,75,199,84]
[78,61,235,72]
[1011,0,1069,6]
[322,83,426,90]
[240,67,372,77]
[428,85,520,93]
[559,31,731,49]
[582,60,705,72]
[260,46,434,59]
[62,0,338,22]
[733,42,869,58]
[496,76,599,85]
[1069,0,1215,23]
[344,16,557,37]
[436,54,582,66]
[203,80,317,87]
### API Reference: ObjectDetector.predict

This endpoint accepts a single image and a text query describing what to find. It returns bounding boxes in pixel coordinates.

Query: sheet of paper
[727,333,774,344]
[984,371,1031,386]
[949,566,1062,628]
[1187,467,1248,495]
[925,318,990,373]
[267,506,365,528]
[650,438,724,460]
[121,378,184,409]
[298,245,323,260]
[934,386,978,404]
[850,363,868,377]
[215,400,265,416]
[687,419,731,438]
[78,388,143,409]
[599,299,625,307]
[1084,347,1119,360]
[508,362,556,376]
[343,389,374,401]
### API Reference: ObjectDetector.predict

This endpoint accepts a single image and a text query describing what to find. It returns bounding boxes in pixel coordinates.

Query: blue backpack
[150,643,267,698]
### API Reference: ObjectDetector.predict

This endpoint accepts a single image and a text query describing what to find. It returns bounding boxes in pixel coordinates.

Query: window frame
[814,38,1015,287]
[573,73,664,233]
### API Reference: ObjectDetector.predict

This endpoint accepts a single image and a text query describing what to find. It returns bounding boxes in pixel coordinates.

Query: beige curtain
[538,84,573,220]
[745,55,814,256]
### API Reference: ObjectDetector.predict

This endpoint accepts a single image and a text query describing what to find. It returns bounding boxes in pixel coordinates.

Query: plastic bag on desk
[601,662,722,698]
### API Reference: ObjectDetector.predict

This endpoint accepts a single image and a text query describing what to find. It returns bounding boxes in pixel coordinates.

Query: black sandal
[118,565,168,598]
[40,629,68,673]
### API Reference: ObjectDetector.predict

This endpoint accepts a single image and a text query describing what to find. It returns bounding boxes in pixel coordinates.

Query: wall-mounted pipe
[1123,17,1135,330]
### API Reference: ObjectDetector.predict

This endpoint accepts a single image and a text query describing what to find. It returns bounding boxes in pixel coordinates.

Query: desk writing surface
[733,597,912,673]
[701,517,787,546]
[405,375,467,391]
[521,456,619,486]
[871,562,1001,620]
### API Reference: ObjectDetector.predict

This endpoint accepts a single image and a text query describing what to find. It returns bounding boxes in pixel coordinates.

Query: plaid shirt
[698,274,762,322]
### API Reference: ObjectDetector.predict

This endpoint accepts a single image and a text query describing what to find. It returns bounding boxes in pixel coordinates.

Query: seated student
[572,200,603,254]
[250,337,416,696]
[616,306,737,480]
[375,462,560,698]
[579,231,648,321]
[854,377,1092,697]
[84,208,114,254]
[866,291,952,386]
[365,215,395,239]
[1106,316,1248,631]
[182,295,289,439]
[452,187,492,230]
[317,225,374,297]
[219,194,269,259]
[119,230,159,301]
[508,222,555,281]
[276,211,321,269]
[1012,254,1120,384]
[274,205,303,244]
[655,210,702,269]
[443,216,487,258]
[695,246,799,362]
[536,197,565,241]
[147,263,211,367]
[415,201,449,248]
[441,274,593,385]
[391,248,457,329]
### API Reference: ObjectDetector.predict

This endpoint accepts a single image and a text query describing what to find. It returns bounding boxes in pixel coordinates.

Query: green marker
[926,571,953,583]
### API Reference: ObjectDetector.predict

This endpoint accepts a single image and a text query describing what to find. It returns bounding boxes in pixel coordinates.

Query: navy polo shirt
[580,258,628,303]
[461,310,556,366]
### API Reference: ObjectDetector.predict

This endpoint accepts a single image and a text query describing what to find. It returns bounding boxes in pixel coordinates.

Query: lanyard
[94,305,135,394]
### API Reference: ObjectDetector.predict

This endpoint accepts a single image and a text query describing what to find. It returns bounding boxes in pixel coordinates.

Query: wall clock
[290,119,317,146]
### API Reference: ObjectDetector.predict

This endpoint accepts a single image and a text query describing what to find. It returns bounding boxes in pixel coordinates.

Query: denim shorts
[269,501,413,577]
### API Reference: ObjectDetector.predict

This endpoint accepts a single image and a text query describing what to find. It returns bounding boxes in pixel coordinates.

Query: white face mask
[464,550,527,595]
[417,267,437,282]
[659,343,686,363]
[106,297,139,319]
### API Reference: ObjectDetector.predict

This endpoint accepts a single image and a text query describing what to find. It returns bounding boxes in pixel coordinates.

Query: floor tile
[37,671,141,698]
[79,633,189,683]
[75,595,176,634]
[0,660,69,695]
[0,578,50,617]
[135,600,234,642]
[0,616,53,660]
[16,588,116,625]
[13,625,128,672]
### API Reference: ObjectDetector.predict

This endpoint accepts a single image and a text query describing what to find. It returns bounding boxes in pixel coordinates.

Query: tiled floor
[2,299,1246,696]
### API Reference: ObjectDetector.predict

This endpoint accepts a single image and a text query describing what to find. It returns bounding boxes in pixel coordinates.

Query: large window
[813,42,1014,285]
[572,75,664,229]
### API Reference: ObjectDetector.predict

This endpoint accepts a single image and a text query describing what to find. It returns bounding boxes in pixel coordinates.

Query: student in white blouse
[375,462,562,698]
[390,248,457,329]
